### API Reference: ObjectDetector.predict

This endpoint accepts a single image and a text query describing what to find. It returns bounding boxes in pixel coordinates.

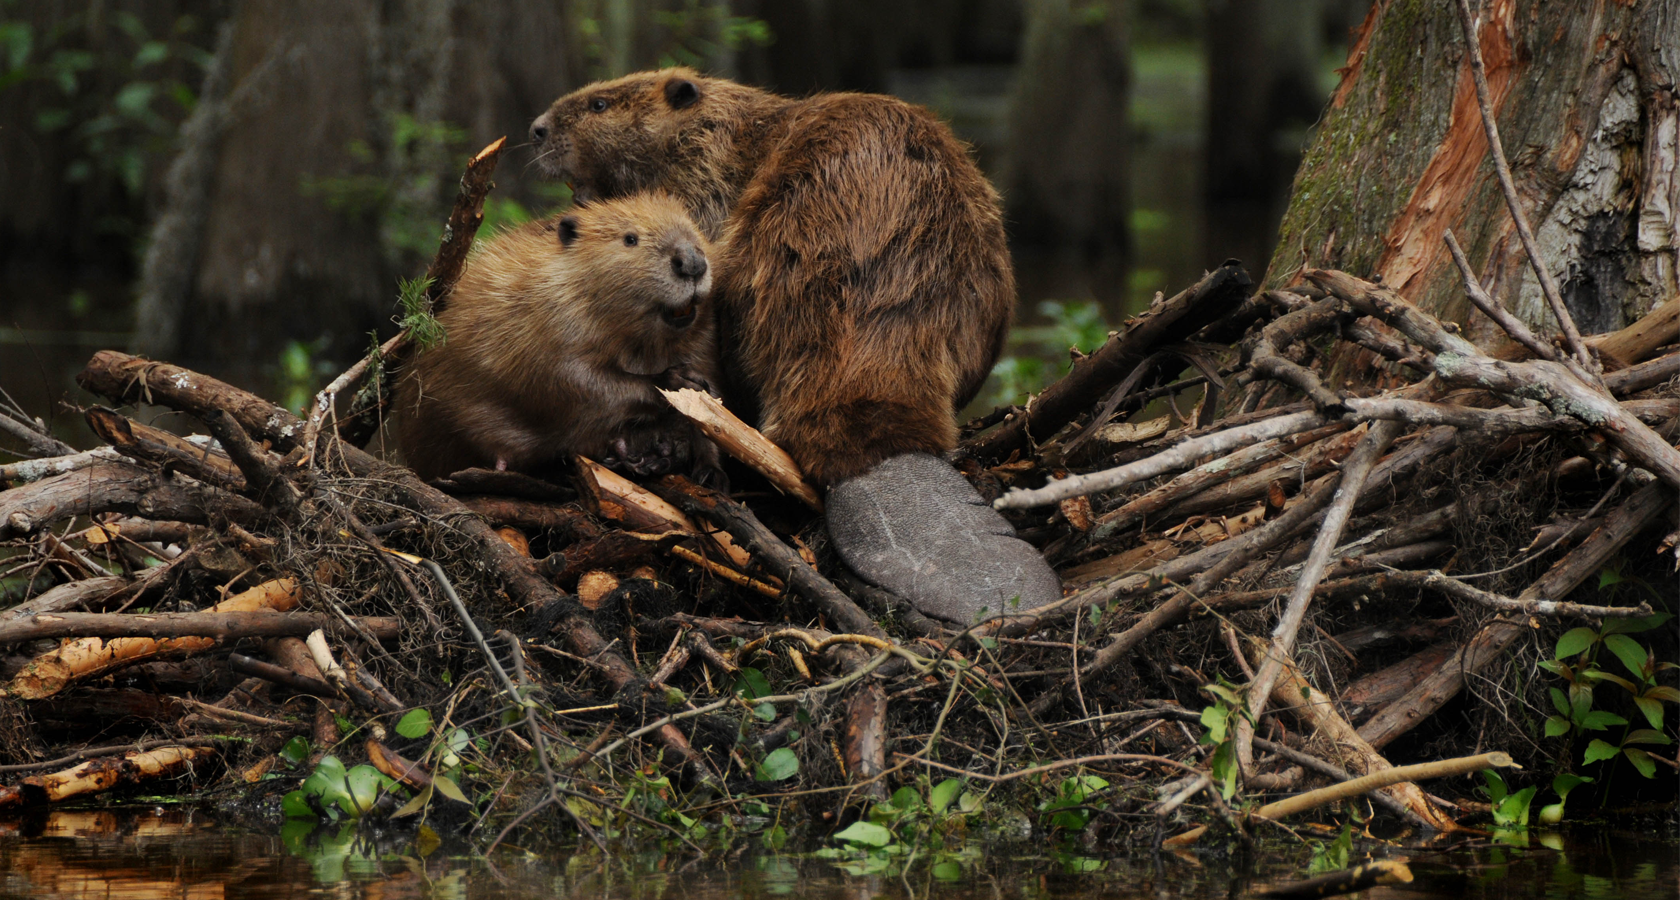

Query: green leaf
[753,701,778,722]
[1596,565,1624,590]
[1480,769,1508,803]
[1602,634,1650,679]
[281,790,316,819]
[762,824,787,850]
[928,778,962,814]
[932,861,964,882]
[958,791,984,813]
[1537,659,1567,677]
[279,736,311,766]
[1202,683,1244,708]
[1623,728,1672,746]
[392,784,433,818]
[1622,747,1657,779]
[1634,696,1665,730]
[735,667,772,699]
[1544,716,1572,738]
[1549,687,1570,717]
[133,41,169,68]
[1583,739,1622,765]
[1551,773,1591,800]
[1579,668,1637,692]
[888,786,921,811]
[1200,704,1229,744]
[1494,786,1536,828]
[1581,710,1628,731]
[395,709,432,739]
[755,747,799,782]
[833,821,892,848]
[1555,627,1597,660]
[431,773,468,803]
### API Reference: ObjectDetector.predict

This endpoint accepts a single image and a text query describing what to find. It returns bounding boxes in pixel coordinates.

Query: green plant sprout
[821,777,986,879]
[1479,769,1536,829]
[1197,678,1252,802]
[1537,773,1592,825]
[1540,611,1677,781]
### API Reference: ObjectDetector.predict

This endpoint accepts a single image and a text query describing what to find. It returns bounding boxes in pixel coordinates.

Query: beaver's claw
[825,453,1062,625]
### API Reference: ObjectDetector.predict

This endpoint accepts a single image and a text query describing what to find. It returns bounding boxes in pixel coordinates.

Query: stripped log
[6,578,299,700]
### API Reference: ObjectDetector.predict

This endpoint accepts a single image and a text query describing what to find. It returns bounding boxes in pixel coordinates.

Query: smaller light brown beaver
[395,192,720,481]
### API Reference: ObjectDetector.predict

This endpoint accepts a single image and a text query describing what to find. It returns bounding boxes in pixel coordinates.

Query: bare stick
[1443,229,1557,361]
[996,410,1329,509]
[1311,270,1680,491]
[1253,751,1514,821]
[1452,0,1590,370]
[1381,569,1653,620]
[1238,419,1404,773]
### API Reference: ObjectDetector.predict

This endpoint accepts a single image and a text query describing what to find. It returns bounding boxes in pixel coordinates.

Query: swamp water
[0,808,1673,899]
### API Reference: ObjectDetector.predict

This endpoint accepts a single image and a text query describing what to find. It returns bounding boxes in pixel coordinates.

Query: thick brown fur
[531,69,1014,484]
[394,192,720,480]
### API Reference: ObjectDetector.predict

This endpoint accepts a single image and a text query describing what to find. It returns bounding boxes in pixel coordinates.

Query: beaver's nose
[671,245,708,281]
[529,116,550,145]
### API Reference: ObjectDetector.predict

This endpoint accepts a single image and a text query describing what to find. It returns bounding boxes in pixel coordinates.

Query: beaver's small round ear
[664,78,699,110]
[558,216,580,247]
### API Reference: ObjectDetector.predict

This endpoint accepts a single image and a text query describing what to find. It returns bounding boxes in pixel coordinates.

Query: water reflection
[0,808,1674,899]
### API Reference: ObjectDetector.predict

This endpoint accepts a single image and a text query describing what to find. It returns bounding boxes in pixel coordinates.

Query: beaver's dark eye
[590,97,608,113]
[623,233,638,247]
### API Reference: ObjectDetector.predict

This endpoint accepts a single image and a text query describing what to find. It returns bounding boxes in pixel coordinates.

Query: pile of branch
[0,95,1673,845]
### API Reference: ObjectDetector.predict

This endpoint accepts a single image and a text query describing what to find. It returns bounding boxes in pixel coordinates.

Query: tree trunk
[1203,0,1333,276]
[146,0,583,392]
[1265,0,1677,349]
[1002,0,1130,259]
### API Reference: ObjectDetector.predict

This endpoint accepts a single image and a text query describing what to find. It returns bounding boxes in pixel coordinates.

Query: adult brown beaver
[395,192,721,482]
[530,69,1060,623]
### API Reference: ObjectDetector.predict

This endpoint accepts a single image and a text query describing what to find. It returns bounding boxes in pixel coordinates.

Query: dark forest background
[0,0,1372,447]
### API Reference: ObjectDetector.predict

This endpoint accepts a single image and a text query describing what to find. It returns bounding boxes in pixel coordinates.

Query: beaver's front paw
[602,432,685,477]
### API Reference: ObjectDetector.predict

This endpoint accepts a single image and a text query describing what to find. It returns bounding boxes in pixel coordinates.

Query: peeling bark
[1270,0,1678,346]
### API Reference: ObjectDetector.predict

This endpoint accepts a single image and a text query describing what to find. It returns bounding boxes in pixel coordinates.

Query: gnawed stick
[1251,737,1427,828]
[578,458,760,575]
[1257,651,1455,830]
[0,463,267,541]
[659,388,822,510]
[6,578,301,700]
[1381,569,1653,620]
[1310,269,1680,491]
[649,476,887,642]
[1253,752,1514,821]
[0,611,400,645]
[0,746,217,809]
[1259,860,1414,899]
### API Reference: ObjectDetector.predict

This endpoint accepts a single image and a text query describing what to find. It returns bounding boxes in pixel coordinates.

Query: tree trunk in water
[1266,0,1677,353]
[1002,0,1131,261]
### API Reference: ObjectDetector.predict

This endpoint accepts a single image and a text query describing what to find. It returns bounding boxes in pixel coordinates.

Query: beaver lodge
[0,119,1676,861]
